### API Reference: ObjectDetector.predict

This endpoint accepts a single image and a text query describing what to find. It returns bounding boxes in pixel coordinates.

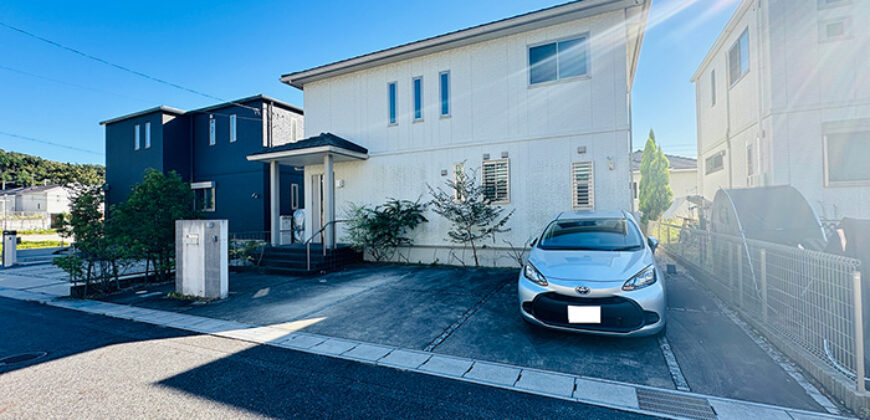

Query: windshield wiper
[611,245,643,251]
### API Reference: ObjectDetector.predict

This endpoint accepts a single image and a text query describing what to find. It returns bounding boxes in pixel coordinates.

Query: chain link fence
[649,221,865,393]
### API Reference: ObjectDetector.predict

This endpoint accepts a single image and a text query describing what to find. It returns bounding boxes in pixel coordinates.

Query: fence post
[737,247,744,308]
[728,244,734,290]
[760,248,768,322]
[854,271,866,393]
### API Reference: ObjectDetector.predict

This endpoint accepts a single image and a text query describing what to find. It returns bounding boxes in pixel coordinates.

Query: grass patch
[0,240,67,252]
[166,291,219,303]
[18,228,58,235]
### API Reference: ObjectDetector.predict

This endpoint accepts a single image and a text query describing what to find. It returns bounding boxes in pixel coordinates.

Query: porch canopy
[247,132,368,247]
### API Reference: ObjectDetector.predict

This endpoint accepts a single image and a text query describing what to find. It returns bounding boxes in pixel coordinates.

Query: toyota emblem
[575,286,590,295]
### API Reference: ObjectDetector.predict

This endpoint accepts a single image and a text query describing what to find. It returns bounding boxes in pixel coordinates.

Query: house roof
[249,133,368,157]
[0,184,65,195]
[630,150,697,172]
[99,106,185,125]
[281,0,649,89]
[99,95,302,126]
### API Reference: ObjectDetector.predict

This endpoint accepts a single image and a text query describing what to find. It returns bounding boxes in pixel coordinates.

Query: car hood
[528,248,652,283]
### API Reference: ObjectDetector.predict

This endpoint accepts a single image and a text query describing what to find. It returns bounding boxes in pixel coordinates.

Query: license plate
[568,306,601,324]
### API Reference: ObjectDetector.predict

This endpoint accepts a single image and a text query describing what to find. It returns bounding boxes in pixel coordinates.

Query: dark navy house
[101,95,305,235]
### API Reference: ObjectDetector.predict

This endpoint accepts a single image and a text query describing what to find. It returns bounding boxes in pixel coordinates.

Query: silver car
[518,210,666,337]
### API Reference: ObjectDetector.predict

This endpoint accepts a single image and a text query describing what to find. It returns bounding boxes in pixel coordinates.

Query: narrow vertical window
[134,124,140,150]
[291,119,297,142]
[388,82,397,125]
[572,162,594,210]
[229,114,237,143]
[413,76,423,121]
[439,71,450,117]
[452,162,465,202]
[710,70,716,106]
[144,122,151,148]
[209,117,216,145]
[291,184,299,210]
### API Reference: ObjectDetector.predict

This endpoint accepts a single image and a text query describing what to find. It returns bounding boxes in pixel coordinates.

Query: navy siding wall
[105,111,167,209]
[162,115,191,181]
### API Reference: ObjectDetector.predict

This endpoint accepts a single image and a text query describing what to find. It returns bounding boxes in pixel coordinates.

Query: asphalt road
[0,297,655,419]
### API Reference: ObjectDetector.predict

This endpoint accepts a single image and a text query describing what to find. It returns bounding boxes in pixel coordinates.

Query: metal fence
[649,221,865,392]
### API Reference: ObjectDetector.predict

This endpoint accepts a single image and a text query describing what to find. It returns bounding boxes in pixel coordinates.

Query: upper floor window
[818,0,850,10]
[413,76,423,121]
[824,129,870,185]
[439,71,450,117]
[229,114,237,143]
[728,29,750,86]
[388,82,397,125]
[528,35,588,85]
[134,124,140,150]
[482,159,510,204]
[705,151,725,175]
[710,70,717,106]
[145,122,151,149]
[572,162,594,210]
[291,119,298,142]
[209,117,216,145]
[819,17,852,42]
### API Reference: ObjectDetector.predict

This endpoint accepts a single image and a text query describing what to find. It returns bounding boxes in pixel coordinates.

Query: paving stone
[342,343,394,362]
[419,355,473,377]
[276,333,328,350]
[377,349,431,370]
[515,369,576,397]
[573,378,638,408]
[216,326,289,343]
[311,338,358,355]
[463,361,521,386]
[709,399,791,420]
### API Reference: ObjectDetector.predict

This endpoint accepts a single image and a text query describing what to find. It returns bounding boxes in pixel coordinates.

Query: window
[439,71,450,117]
[728,29,750,86]
[632,181,638,199]
[818,0,850,10]
[388,82,397,125]
[452,162,465,202]
[705,151,725,174]
[528,35,588,85]
[209,118,216,145]
[820,18,851,42]
[747,144,755,176]
[482,159,510,204]
[572,162,594,210]
[291,119,297,142]
[194,187,215,212]
[291,184,299,210]
[824,130,870,185]
[229,114,237,142]
[710,70,717,106]
[144,122,151,149]
[413,76,423,121]
[134,124,140,150]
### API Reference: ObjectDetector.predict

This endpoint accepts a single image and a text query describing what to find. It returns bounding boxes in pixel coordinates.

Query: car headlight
[523,263,547,286]
[622,265,656,291]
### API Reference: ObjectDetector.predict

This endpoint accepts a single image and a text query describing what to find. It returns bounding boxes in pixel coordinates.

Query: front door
[310,174,323,243]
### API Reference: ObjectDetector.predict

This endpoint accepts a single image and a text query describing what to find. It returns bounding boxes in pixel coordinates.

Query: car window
[538,218,644,251]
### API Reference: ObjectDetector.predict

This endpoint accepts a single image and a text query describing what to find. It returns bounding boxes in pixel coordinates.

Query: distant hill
[0,149,104,189]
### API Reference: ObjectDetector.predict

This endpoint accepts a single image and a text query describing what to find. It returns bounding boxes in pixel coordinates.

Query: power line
[0,64,154,103]
[0,20,262,115]
[0,131,102,156]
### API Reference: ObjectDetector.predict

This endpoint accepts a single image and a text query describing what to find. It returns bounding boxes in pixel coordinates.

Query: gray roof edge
[99,106,186,126]
[187,94,303,115]
[281,0,641,88]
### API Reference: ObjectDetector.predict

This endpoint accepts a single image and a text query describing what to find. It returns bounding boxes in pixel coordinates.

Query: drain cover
[0,352,47,366]
[637,388,716,420]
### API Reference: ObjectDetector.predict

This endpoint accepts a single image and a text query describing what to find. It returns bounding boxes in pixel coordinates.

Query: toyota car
[518,211,666,337]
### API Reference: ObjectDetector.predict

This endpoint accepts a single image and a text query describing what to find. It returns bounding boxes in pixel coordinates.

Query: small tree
[111,170,196,282]
[345,198,428,262]
[428,165,513,267]
[639,129,673,223]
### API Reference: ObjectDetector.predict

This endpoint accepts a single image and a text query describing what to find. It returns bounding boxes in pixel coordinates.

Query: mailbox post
[175,220,228,299]
[2,230,17,268]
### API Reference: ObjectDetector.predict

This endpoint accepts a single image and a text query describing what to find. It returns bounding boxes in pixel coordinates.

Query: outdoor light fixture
[607,156,615,170]
[483,153,490,160]
[336,179,344,188]
[501,151,509,158]
[577,146,586,154]
[441,169,448,176]
[251,193,260,199]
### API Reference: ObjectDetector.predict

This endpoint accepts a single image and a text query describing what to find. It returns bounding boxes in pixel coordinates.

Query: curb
[0,287,851,420]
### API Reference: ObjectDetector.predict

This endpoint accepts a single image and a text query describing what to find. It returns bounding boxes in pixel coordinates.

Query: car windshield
[538,218,644,251]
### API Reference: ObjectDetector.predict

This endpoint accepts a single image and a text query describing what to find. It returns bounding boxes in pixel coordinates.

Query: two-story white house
[249,0,650,266]
[692,0,870,221]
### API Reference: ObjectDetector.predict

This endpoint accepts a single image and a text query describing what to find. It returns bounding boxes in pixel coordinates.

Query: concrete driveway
[99,262,833,413]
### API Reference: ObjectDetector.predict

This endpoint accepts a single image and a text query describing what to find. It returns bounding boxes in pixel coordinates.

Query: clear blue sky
[0,0,737,165]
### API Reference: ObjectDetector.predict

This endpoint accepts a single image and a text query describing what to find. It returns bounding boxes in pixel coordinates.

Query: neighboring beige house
[0,185,71,230]
[691,0,870,220]
[630,150,697,211]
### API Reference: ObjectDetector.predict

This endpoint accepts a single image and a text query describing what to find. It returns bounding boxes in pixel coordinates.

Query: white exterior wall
[302,10,636,265]
[632,169,698,211]
[694,0,870,219]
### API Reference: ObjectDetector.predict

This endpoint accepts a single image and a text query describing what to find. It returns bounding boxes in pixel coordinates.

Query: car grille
[529,293,647,332]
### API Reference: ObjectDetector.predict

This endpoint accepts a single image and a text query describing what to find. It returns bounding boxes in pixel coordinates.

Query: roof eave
[282,0,637,89]
[690,0,753,83]
[99,106,185,126]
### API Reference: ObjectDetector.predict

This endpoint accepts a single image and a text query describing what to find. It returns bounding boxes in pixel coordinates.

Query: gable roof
[0,184,66,195]
[630,150,697,171]
[281,0,649,89]
[99,95,302,126]
[99,106,185,126]
[249,132,368,157]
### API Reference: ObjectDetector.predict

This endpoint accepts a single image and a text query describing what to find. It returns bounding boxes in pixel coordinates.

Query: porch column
[270,160,280,246]
[323,153,335,250]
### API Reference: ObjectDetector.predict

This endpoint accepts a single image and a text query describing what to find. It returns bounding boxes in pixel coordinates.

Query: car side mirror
[647,237,659,253]
[529,238,538,247]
